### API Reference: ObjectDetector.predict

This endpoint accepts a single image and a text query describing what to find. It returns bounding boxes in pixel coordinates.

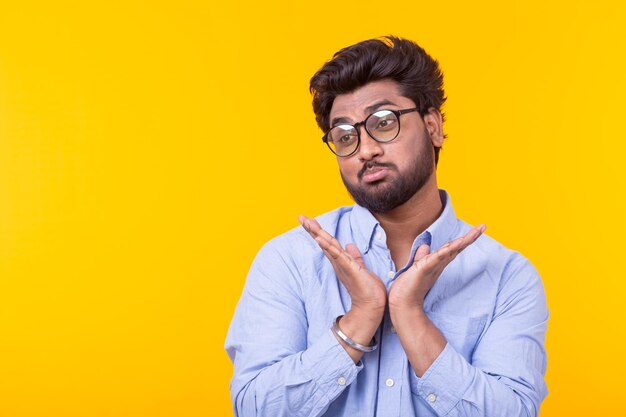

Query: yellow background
[1,0,624,416]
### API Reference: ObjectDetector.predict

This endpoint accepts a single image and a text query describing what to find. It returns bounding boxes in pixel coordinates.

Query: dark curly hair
[310,36,447,164]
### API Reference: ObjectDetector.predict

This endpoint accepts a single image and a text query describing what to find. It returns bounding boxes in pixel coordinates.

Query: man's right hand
[299,215,386,363]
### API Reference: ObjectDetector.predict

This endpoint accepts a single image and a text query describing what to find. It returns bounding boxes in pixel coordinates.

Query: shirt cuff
[410,343,475,415]
[300,328,363,401]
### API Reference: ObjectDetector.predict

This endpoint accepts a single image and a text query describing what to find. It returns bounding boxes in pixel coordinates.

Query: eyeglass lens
[327,110,400,156]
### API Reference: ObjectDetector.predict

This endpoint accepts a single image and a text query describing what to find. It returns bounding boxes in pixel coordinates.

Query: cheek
[337,159,359,177]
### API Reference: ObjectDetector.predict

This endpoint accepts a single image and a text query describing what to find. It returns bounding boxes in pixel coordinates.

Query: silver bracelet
[331,315,378,352]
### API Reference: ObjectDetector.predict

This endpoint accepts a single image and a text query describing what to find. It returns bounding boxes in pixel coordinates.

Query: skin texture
[299,79,486,375]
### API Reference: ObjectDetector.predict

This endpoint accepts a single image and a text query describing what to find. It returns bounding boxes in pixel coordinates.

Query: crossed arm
[227,216,547,416]
[298,215,485,375]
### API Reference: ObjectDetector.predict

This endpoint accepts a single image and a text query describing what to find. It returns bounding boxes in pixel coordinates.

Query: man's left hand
[388,224,486,312]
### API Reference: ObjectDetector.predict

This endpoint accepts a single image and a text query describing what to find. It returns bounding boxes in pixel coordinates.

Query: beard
[340,132,435,214]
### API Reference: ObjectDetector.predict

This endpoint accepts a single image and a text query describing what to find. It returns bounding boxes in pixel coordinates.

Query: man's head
[309,36,447,213]
[310,36,447,165]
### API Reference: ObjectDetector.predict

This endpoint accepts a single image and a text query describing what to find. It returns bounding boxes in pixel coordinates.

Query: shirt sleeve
[409,253,549,417]
[225,236,362,417]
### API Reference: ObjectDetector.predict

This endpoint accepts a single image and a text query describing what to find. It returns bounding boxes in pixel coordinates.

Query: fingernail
[479,224,486,233]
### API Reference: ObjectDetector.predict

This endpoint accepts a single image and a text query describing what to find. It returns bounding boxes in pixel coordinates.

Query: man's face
[328,79,443,213]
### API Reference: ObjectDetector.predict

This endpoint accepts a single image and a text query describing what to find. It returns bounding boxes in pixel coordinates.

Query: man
[225,36,548,417]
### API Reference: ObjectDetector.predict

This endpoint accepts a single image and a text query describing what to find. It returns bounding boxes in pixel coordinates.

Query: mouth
[358,161,396,184]
[361,166,390,183]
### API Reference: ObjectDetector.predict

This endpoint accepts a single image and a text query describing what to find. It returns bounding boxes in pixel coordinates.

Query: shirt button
[385,378,394,387]
[390,326,396,334]
[376,231,383,241]
[337,376,347,386]
[426,393,437,403]
[387,271,394,279]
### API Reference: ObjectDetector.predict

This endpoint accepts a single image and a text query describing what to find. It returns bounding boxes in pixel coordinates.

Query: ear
[422,107,444,147]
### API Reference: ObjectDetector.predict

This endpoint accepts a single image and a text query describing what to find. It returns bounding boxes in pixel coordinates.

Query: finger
[413,244,431,263]
[315,236,354,264]
[409,225,487,278]
[345,243,365,267]
[430,224,486,264]
[299,216,358,272]
[316,237,344,263]
[315,236,343,259]
[316,242,348,278]
[298,215,343,251]
[409,244,432,272]
[442,224,485,252]
[300,215,334,247]
[317,238,361,275]
[328,241,360,268]
[314,236,346,266]
[452,224,486,253]
[409,243,443,274]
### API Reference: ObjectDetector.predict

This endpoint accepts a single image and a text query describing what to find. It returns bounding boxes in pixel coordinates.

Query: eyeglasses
[322,107,419,157]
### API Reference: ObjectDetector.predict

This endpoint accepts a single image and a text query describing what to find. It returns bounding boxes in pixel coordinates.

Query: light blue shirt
[225,191,548,417]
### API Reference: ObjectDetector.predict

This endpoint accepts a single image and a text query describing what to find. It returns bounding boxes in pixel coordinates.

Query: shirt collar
[348,189,458,255]
[349,204,380,254]
[425,189,458,252]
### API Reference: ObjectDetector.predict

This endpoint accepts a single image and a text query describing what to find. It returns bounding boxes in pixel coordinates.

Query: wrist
[389,303,428,328]
[331,309,382,364]
[339,308,382,345]
[348,305,385,326]
[388,292,425,312]
[332,315,378,352]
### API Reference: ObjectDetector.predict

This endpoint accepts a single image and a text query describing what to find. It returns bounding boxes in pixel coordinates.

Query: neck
[372,176,443,267]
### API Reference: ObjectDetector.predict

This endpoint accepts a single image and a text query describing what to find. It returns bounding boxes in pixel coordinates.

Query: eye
[374,116,397,131]
[368,110,398,133]
[329,125,357,147]
[336,134,357,147]
[338,134,352,143]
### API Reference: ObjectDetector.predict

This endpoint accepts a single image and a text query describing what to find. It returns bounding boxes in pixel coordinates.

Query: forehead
[329,79,415,123]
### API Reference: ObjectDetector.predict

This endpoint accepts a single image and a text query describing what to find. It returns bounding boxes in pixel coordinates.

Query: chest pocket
[426,311,488,361]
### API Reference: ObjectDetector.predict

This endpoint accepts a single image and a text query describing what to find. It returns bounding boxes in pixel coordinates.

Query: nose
[357,126,383,161]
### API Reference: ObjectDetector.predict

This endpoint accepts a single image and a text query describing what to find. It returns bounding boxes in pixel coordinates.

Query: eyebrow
[330,99,398,126]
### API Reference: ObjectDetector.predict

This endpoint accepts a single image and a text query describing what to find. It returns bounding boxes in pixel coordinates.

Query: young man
[225,36,548,417]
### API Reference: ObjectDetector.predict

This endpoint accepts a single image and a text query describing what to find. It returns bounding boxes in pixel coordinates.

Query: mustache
[358,161,397,180]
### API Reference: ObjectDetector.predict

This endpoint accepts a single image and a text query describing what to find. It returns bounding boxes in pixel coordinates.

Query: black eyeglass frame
[322,107,420,157]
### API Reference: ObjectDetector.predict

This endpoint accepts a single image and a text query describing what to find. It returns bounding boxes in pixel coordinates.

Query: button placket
[374,313,404,416]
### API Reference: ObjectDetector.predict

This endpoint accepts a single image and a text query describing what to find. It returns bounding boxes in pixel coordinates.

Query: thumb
[414,244,431,264]
[345,243,365,267]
